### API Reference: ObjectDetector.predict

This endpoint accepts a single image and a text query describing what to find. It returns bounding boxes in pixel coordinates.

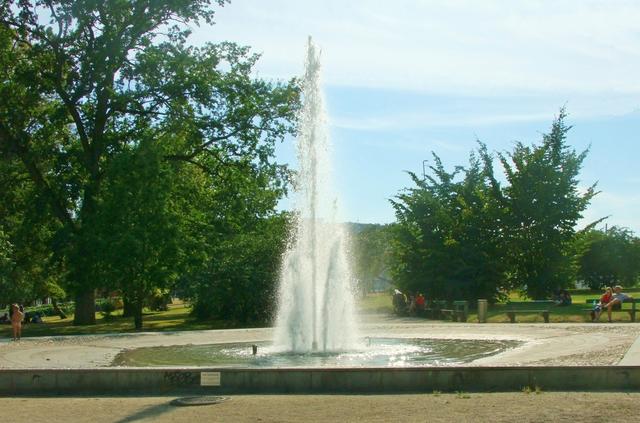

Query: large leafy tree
[0,1,298,324]
[0,25,69,305]
[0,166,66,305]
[576,227,640,290]
[178,149,292,324]
[390,112,597,302]
[390,145,508,303]
[185,213,290,325]
[498,110,597,299]
[92,138,185,329]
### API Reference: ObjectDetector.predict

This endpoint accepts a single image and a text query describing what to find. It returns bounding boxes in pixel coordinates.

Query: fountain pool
[111,338,521,368]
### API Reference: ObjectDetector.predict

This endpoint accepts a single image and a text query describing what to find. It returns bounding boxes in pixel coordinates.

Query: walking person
[10,303,24,341]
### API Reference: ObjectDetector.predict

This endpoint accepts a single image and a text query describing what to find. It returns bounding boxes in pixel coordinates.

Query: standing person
[605,286,633,323]
[10,304,24,341]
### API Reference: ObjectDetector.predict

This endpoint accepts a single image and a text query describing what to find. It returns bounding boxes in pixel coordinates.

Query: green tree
[390,145,508,303]
[92,139,185,329]
[0,159,66,306]
[576,227,640,290]
[186,214,290,324]
[177,139,292,324]
[0,25,69,305]
[498,110,597,299]
[0,229,14,305]
[0,1,298,324]
[352,224,393,296]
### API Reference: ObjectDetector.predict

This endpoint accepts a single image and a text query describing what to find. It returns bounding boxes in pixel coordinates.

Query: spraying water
[274,38,359,353]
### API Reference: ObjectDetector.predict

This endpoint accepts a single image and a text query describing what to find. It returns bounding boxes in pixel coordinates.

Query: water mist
[274,38,359,353]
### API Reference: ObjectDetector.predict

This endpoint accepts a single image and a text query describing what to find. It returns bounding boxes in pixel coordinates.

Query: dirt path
[1,393,639,423]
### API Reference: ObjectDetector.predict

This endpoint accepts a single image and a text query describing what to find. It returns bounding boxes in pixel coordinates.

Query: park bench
[423,300,468,322]
[423,300,448,319]
[583,298,637,322]
[440,300,469,322]
[505,300,555,323]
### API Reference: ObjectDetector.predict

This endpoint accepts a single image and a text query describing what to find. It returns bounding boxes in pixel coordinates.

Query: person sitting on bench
[591,286,612,321]
[392,289,407,314]
[604,285,633,322]
[559,290,572,306]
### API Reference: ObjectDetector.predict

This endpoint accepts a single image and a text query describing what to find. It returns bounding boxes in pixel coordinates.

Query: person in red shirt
[604,285,634,322]
[415,293,425,312]
[591,287,612,322]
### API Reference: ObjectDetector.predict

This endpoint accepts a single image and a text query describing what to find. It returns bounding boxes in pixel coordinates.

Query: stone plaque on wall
[200,372,221,386]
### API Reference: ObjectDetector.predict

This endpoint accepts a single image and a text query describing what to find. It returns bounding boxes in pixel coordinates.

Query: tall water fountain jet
[274,38,359,353]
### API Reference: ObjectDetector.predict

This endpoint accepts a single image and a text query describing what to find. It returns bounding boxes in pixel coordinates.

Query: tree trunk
[122,296,135,317]
[133,300,143,330]
[73,289,96,325]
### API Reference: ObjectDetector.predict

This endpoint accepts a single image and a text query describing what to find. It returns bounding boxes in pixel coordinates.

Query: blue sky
[190,0,640,233]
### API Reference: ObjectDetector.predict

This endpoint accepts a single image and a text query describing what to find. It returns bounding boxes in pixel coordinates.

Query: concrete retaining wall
[1,366,639,395]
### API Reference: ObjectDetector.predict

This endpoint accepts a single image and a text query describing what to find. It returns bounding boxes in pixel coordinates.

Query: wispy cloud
[198,1,640,232]
[331,111,553,131]
[198,0,640,97]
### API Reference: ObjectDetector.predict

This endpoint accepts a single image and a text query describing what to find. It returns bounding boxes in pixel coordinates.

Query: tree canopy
[390,111,599,302]
[0,0,299,327]
[498,110,596,298]
[576,226,640,290]
[351,223,393,296]
[390,144,508,303]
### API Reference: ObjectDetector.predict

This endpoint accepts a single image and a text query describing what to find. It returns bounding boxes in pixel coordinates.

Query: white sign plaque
[200,372,221,386]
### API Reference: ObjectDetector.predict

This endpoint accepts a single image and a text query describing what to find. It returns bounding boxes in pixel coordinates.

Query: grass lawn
[360,289,640,323]
[3,289,639,339]
[357,292,394,314]
[0,303,256,339]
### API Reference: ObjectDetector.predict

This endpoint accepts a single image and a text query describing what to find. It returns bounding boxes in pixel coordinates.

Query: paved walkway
[1,317,640,368]
[619,331,640,365]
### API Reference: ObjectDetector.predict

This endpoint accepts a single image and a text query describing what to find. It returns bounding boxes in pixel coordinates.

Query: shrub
[97,299,118,320]
[147,289,171,312]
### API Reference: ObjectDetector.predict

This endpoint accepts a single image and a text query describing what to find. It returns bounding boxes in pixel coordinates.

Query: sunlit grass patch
[0,303,249,339]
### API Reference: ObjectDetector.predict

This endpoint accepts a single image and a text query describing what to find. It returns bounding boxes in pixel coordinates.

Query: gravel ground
[2,318,640,422]
[3,319,640,368]
[1,393,639,423]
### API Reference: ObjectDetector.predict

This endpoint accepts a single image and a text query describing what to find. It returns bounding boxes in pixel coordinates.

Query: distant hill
[344,222,386,234]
